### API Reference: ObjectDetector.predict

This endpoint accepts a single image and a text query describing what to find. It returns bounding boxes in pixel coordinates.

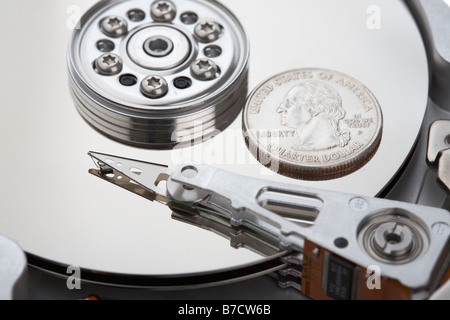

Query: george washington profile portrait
[276,81,351,151]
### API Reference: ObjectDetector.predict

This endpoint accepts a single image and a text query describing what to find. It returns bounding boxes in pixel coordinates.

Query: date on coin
[243,68,383,180]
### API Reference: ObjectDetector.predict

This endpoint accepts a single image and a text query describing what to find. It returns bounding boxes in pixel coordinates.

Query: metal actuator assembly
[88,151,450,300]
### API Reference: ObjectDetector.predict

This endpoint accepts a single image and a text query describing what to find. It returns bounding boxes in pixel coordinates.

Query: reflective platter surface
[0,0,428,277]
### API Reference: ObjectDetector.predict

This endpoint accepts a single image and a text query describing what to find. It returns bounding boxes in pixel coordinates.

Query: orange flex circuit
[301,240,413,300]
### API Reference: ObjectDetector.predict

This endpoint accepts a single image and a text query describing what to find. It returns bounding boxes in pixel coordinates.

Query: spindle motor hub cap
[68,0,249,149]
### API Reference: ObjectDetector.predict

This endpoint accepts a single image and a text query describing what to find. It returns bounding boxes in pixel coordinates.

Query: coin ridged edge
[244,129,382,181]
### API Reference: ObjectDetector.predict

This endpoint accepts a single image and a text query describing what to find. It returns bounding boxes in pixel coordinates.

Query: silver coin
[243,68,383,180]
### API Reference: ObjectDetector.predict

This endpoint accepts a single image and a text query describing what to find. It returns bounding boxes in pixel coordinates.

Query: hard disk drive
[1,0,450,301]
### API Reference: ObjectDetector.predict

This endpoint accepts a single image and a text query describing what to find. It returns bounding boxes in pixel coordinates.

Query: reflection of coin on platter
[243,68,383,181]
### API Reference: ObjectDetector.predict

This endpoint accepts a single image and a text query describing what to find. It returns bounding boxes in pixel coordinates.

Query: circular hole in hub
[180,12,198,25]
[150,39,168,52]
[174,77,192,89]
[119,74,138,86]
[144,36,174,57]
[385,232,402,244]
[127,9,146,22]
[96,39,115,52]
[204,45,222,58]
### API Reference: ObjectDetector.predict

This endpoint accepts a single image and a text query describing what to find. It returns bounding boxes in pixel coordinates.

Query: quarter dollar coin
[243,68,383,180]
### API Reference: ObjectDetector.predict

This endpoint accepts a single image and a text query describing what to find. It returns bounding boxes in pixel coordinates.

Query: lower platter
[0,0,428,285]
